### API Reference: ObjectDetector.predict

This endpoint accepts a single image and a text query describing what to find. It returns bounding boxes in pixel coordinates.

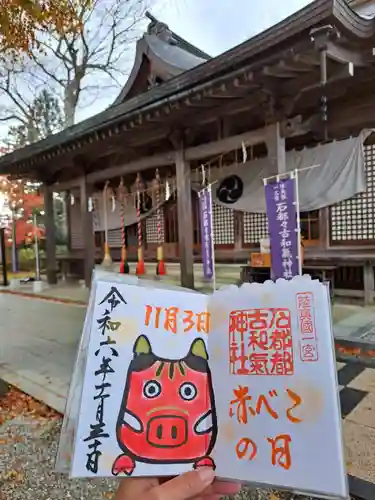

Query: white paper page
[207,277,348,499]
[71,280,212,478]
[56,271,139,473]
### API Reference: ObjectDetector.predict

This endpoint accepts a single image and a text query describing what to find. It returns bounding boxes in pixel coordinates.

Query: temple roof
[347,0,372,6]
[1,0,375,180]
[113,12,210,104]
[346,0,375,16]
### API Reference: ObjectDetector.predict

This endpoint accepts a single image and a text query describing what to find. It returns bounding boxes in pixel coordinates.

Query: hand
[115,468,241,500]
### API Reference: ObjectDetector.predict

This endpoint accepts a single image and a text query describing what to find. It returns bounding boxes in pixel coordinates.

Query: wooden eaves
[0,0,374,183]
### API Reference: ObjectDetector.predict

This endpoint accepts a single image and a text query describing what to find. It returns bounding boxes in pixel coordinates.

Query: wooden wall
[329,142,375,246]
[67,143,375,261]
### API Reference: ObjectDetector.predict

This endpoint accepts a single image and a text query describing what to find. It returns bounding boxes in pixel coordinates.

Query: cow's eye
[179,382,197,401]
[143,380,161,399]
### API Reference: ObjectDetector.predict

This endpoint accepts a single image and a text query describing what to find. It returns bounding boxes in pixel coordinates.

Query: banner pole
[208,183,216,292]
[293,169,302,275]
[263,176,274,280]
[263,163,321,184]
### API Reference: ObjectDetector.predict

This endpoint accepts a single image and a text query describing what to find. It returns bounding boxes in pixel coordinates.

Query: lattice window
[107,229,122,247]
[243,212,269,244]
[146,209,165,243]
[331,144,375,242]
[213,203,235,245]
[69,202,83,249]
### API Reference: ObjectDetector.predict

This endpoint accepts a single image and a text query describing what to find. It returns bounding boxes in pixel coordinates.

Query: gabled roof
[113,12,211,105]
[1,0,375,178]
[347,0,372,6]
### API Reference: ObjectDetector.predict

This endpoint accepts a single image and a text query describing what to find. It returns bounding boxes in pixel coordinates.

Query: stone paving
[0,291,375,488]
[0,293,85,412]
[334,307,375,343]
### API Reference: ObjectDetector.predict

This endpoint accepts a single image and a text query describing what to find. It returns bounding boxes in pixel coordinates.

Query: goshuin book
[57,271,348,500]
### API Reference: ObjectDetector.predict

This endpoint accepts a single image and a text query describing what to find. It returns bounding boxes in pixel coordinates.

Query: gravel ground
[0,417,118,500]
[0,384,336,500]
[0,415,315,500]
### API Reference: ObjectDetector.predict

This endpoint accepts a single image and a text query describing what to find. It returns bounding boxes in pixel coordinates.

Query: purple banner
[265,176,300,280]
[198,186,214,280]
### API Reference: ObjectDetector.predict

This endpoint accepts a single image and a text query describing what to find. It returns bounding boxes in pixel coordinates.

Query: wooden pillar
[234,211,243,252]
[80,178,95,288]
[43,184,57,285]
[319,207,330,249]
[266,122,286,174]
[363,261,374,306]
[65,191,72,251]
[175,148,194,289]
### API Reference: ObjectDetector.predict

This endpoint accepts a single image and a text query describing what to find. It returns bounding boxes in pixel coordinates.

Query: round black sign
[216,175,244,204]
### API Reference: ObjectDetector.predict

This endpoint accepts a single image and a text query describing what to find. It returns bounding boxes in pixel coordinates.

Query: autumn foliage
[0,0,88,53]
[14,192,45,246]
[0,384,61,427]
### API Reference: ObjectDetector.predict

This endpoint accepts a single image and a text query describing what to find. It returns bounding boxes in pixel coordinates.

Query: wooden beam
[328,93,375,131]
[280,115,318,138]
[52,128,272,189]
[169,92,267,129]
[276,59,312,73]
[185,128,267,161]
[263,65,299,78]
[266,122,286,174]
[175,148,194,289]
[51,118,321,191]
[325,41,372,67]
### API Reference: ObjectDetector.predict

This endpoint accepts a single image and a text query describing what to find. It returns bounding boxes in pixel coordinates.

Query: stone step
[105,262,243,279]
[97,262,240,290]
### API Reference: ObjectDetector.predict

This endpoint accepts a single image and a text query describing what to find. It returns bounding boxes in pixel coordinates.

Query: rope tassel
[155,169,166,276]
[135,173,145,276]
[118,178,129,274]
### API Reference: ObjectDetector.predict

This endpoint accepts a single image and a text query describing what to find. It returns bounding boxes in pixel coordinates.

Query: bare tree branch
[0,0,153,130]
[0,114,24,123]
[38,0,151,126]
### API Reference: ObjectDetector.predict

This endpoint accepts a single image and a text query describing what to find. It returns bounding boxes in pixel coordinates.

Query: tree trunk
[64,84,76,128]
[64,94,75,128]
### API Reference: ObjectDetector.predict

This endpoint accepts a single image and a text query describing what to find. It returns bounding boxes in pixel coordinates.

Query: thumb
[151,468,215,500]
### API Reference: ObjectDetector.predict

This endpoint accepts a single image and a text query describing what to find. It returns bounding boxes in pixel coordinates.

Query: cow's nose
[155,423,179,439]
[147,415,188,447]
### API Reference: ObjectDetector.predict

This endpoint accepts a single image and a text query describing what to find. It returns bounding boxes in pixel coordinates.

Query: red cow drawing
[112,335,217,476]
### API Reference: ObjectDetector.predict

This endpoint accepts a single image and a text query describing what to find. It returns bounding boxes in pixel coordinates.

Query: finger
[195,495,225,500]
[211,480,242,496]
[115,477,159,500]
[159,476,175,485]
[148,468,215,500]
[199,480,242,497]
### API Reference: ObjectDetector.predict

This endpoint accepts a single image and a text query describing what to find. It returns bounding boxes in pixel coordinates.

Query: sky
[153,0,313,57]
[73,0,314,123]
[0,0,324,142]
[3,0,374,144]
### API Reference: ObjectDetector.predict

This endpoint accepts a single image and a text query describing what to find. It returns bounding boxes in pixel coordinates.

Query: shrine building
[1,0,375,303]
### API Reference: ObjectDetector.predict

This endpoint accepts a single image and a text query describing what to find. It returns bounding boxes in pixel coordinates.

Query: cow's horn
[133,335,152,356]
